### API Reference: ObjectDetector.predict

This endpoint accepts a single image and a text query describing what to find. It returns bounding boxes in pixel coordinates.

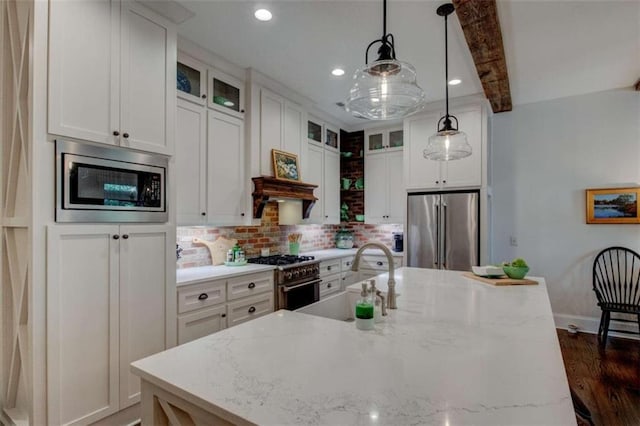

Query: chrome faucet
[351,242,397,309]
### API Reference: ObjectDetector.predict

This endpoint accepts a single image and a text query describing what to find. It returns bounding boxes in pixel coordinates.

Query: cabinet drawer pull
[122,132,129,139]
[113,130,120,136]
[201,94,207,99]
[327,283,332,288]
[248,306,256,314]
[122,234,129,239]
[112,235,119,240]
[327,266,332,271]
[201,212,206,216]
[198,293,208,301]
[241,213,245,217]
[221,313,226,318]
[376,261,384,266]
[248,282,256,289]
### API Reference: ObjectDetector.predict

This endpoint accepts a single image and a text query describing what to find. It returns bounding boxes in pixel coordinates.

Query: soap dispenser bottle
[369,279,383,323]
[355,282,375,330]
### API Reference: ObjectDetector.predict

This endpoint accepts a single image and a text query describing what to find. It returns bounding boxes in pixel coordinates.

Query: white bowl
[472,265,504,277]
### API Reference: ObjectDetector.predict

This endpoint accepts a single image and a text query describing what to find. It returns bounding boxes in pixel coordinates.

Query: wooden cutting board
[462,272,538,286]
[193,236,237,266]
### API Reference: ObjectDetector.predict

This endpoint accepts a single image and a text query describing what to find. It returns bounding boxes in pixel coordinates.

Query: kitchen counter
[176,264,276,287]
[302,247,403,261]
[132,267,575,425]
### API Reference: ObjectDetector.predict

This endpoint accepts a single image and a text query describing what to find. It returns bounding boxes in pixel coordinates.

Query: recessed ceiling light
[254,9,272,21]
[331,68,345,76]
[448,78,462,86]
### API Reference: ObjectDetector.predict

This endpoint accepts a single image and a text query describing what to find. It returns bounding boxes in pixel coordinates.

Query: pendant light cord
[444,11,449,118]
[383,0,387,39]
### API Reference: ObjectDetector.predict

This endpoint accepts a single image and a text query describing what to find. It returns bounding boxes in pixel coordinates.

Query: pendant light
[345,0,426,120]
[424,3,472,161]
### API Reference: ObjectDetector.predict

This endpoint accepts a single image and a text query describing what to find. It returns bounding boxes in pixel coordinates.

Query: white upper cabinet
[176,99,207,224]
[49,0,175,155]
[48,0,119,146]
[325,124,340,152]
[404,103,484,190]
[259,88,305,176]
[208,68,245,119]
[323,149,340,224]
[207,110,247,224]
[177,53,208,105]
[306,144,324,224]
[365,151,404,224]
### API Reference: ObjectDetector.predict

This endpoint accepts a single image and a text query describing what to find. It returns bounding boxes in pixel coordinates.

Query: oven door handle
[282,279,322,293]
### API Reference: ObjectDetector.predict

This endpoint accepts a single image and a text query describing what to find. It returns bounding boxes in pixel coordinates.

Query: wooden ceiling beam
[452,0,512,113]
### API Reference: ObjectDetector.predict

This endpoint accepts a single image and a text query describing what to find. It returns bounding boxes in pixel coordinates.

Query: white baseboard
[554,313,639,340]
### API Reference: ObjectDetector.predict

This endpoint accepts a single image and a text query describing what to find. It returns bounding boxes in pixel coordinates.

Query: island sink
[296,291,358,322]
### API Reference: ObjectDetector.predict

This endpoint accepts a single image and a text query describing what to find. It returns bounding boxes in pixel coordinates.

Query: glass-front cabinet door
[207,68,245,119]
[177,53,207,105]
[325,125,339,151]
[365,131,385,153]
[307,118,322,146]
[387,127,404,151]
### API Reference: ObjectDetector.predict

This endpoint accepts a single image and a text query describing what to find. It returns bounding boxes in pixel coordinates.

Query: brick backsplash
[177,203,402,268]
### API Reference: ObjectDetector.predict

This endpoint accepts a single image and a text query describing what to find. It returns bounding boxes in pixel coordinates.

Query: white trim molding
[554,313,639,341]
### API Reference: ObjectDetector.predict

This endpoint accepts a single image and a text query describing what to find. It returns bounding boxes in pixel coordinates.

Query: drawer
[177,305,227,345]
[177,280,226,314]
[227,292,274,327]
[341,256,355,271]
[319,274,341,298]
[319,259,341,277]
[340,270,356,288]
[227,271,274,301]
[360,255,402,271]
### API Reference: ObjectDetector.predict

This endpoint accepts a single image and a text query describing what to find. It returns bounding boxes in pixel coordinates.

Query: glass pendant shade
[346,60,426,120]
[424,128,472,161]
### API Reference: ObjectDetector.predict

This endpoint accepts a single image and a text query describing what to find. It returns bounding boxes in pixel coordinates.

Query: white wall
[491,89,640,327]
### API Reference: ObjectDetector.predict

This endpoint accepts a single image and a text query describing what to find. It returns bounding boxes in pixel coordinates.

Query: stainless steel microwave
[56,140,168,223]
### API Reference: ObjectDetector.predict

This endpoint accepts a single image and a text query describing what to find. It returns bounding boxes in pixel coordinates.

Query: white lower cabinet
[358,255,404,282]
[46,224,172,425]
[177,271,274,345]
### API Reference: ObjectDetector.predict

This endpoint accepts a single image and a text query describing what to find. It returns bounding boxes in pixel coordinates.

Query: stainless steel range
[247,255,320,310]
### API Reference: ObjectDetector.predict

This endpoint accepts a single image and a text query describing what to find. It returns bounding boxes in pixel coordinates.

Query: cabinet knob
[325,215,328,219]
[248,306,256,314]
[198,293,208,300]
[201,94,207,99]
[112,235,120,240]
[241,109,245,113]
[122,234,129,239]
[241,213,245,217]
[377,261,384,266]
[113,130,120,136]
[248,282,256,289]
[435,181,439,184]
[201,212,206,216]
[122,133,129,139]
[443,180,447,183]
[221,313,226,318]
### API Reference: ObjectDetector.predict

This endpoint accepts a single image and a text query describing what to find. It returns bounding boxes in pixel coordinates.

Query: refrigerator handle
[443,204,447,269]
[434,205,439,266]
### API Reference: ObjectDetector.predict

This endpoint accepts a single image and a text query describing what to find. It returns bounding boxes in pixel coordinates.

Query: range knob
[285,271,293,280]
[293,270,300,278]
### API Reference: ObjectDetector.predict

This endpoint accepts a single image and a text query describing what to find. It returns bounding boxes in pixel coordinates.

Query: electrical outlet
[509,236,518,247]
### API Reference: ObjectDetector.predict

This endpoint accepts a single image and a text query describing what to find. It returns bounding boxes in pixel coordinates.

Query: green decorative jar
[335,229,354,249]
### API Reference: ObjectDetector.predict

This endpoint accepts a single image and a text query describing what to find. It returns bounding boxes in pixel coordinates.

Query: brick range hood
[251,176,318,219]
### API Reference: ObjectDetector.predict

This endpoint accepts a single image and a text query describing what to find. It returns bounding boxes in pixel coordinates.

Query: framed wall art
[272,149,300,182]
[586,187,640,224]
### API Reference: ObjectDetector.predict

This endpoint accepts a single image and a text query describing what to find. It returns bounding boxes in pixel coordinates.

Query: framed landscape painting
[272,149,300,182]
[586,187,640,224]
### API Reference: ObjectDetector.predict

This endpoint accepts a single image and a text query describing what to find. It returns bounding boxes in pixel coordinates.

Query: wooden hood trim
[252,176,318,219]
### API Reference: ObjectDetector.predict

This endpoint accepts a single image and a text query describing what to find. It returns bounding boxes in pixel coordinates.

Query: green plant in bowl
[502,258,529,279]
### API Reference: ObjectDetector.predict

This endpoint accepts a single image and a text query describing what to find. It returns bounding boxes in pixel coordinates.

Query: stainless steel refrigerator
[407,191,479,270]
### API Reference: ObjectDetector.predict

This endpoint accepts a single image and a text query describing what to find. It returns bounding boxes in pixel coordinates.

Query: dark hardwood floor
[557,330,640,426]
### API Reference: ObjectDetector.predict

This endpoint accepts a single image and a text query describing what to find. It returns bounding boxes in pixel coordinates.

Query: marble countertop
[133,267,575,425]
[176,264,276,286]
[302,247,404,261]
[177,248,403,286]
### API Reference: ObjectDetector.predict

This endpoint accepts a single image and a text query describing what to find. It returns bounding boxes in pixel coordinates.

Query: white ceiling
[177,1,640,127]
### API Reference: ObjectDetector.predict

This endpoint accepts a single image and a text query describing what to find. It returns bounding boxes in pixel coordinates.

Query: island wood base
[140,380,252,426]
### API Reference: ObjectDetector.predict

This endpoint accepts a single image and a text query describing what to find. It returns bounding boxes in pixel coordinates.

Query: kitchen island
[131,267,575,425]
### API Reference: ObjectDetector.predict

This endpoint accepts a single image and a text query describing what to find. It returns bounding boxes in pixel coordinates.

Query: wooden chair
[592,246,640,347]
